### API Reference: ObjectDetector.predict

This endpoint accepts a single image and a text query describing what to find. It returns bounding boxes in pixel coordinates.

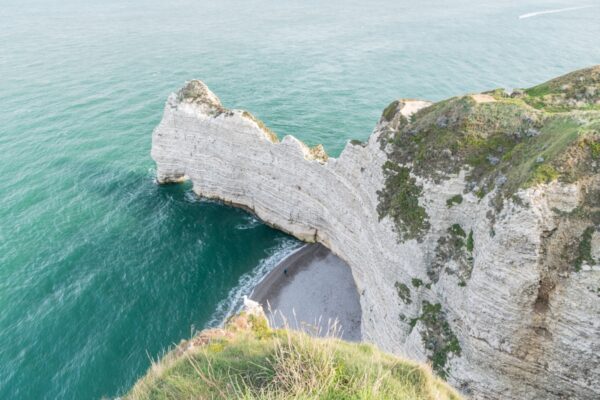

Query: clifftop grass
[125,312,461,400]
[377,66,600,241]
[522,65,600,111]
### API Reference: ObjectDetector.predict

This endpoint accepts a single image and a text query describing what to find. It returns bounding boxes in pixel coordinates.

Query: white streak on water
[205,239,302,329]
[235,215,261,230]
[519,6,596,19]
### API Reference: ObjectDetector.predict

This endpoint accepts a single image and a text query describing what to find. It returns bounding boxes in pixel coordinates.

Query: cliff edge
[151,66,600,399]
[126,305,460,399]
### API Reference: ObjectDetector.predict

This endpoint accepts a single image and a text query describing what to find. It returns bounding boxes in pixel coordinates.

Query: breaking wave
[205,239,303,329]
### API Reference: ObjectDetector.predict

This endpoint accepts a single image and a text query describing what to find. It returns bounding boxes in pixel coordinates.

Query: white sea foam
[205,239,302,329]
[519,5,596,19]
[234,215,261,230]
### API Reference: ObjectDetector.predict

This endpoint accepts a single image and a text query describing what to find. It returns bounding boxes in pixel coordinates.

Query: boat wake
[205,238,302,329]
[519,5,596,19]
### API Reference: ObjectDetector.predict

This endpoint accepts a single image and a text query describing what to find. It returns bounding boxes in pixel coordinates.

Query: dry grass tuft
[124,312,462,400]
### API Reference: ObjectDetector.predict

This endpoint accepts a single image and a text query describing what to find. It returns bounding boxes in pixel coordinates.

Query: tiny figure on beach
[284,268,288,276]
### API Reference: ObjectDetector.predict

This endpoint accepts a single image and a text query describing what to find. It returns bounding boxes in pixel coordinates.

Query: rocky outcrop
[152,68,600,400]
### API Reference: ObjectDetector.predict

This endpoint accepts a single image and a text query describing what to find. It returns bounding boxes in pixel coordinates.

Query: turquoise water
[1,0,599,398]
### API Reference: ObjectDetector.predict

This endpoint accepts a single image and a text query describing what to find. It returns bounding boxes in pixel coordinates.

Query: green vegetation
[386,98,593,195]
[377,66,600,240]
[409,302,462,379]
[575,227,596,271]
[550,187,600,273]
[523,66,600,111]
[427,224,474,285]
[585,136,600,159]
[446,194,463,208]
[377,162,430,241]
[126,312,461,400]
[395,281,412,304]
[449,224,466,238]
[411,278,424,288]
[382,100,400,122]
[466,230,474,253]
[528,163,559,186]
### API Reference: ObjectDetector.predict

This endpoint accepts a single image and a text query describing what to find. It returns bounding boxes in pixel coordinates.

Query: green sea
[1,0,599,398]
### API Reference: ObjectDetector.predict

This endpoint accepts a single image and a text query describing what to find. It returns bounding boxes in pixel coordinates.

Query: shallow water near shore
[1,0,600,398]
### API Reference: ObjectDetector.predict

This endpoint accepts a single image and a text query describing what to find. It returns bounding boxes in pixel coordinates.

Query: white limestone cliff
[151,80,600,400]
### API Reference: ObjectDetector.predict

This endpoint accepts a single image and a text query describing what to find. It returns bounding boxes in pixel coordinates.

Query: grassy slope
[523,65,600,111]
[377,65,600,241]
[126,312,461,400]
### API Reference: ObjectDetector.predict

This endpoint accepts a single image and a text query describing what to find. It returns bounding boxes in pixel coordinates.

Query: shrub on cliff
[125,312,461,400]
[377,66,600,242]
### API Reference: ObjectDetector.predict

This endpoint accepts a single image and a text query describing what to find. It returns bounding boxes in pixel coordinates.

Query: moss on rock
[466,230,474,253]
[410,301,462,379]
[377,162,430,242]
[428,224,474,285]
[382,100,401,122]
[575,226,596,271]
[412,278,424,288]
[446,194,463,208]
[395,281,412,304]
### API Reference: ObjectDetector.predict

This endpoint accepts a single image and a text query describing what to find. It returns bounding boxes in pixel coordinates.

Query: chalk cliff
[151,67,600,399]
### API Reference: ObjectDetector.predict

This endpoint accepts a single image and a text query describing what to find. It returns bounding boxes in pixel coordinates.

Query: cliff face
[151,67,600,400]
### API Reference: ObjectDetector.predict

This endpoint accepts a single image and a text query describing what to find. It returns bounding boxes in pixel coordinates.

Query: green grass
[522,65,600,111]
[587,137,600,159]
[505,116,580,189]
[125,313,462,400]
[378,68,600,241]
[524,82,552,98]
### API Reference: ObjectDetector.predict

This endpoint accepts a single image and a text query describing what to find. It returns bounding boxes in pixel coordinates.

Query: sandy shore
[250,244,361,341]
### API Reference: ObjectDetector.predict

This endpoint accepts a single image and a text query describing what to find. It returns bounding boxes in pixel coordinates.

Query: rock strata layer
[152,69,600,400]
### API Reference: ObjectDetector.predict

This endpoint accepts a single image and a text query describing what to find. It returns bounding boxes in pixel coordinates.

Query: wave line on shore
[205,239,303,329]
[519,5,596,19]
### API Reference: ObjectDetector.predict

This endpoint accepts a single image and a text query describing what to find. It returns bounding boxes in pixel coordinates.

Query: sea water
[1,0,599,398]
